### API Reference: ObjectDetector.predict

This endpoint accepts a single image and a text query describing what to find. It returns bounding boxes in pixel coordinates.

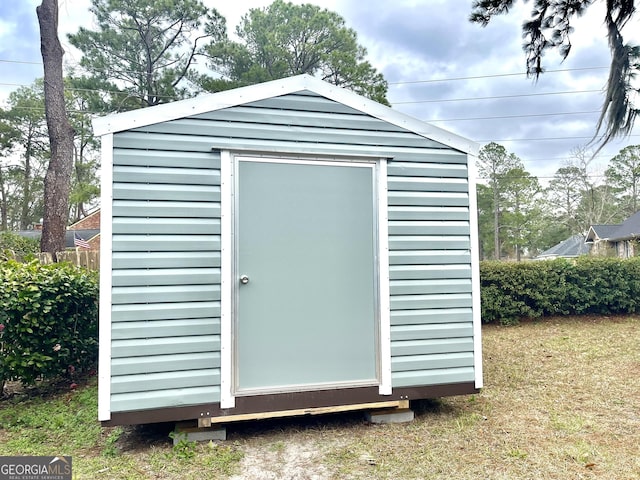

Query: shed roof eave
[91,74,479,156]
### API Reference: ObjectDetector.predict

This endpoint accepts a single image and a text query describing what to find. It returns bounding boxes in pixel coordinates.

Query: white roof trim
[92,74,478,155]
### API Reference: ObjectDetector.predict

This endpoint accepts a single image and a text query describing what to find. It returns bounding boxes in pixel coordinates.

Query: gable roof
[609,210,640,241]
[585,224,621,243]
[92,74,478,156]
[536,234,590,259]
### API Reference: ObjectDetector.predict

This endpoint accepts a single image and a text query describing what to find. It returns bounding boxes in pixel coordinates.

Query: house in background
[578,211,640,259]
[535,234,591,260]
[68,209,101,250]
[585,224,621,256]
[15,208,101,250]
[604,211,640,258]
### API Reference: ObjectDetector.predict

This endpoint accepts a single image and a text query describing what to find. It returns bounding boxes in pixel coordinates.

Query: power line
[475,135,640,143]
[425,110,601,123]
[0,82,182,102]
[389,67,609,85]
[392,89,603,105]
[0,58,609,84]
[0,59,42,66]
[389,66,609,85]
[477,174,607,180]
[2,79,604,107]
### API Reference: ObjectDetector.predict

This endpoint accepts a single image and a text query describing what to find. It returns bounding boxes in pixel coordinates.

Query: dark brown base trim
[103,382,479,427]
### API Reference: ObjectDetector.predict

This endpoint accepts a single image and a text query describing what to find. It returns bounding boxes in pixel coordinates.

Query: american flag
[73,232,90,249]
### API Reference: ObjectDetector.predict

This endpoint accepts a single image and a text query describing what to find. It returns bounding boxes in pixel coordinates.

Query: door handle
[240,275,249,285]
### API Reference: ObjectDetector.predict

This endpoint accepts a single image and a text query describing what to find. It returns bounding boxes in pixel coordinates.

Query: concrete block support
[173,422,227,443]
[366,408,415,424]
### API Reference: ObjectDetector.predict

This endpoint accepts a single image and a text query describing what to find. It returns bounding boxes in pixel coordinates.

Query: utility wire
[392,89,602,105]
[0,58,609,83]
[426,110,601,122]
[389,66,609,85]
[0,59,42,65]
[476,135,640,143]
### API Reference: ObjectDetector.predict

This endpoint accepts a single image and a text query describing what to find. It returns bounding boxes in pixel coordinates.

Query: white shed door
[234,158,379,394]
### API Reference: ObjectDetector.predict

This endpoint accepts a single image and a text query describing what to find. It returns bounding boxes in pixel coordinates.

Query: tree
[37,0,75,255]
[68,0,226,110]
[65,77,101,221]
[0,83,49,229]
[475,183,495,260]
[547,166,587,228]
[470,0,639,149]
[576,183,621,226]
[605,145,640,217]
[500,167,542,261]
[0,78,100,230]
[202,0,388,104]
[476,142,523,259]
[0,115,19,230]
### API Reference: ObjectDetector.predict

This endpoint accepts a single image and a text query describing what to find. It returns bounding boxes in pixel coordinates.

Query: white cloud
[0,19,16,39]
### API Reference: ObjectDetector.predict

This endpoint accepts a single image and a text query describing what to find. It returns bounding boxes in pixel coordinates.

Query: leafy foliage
[0,82,49,230]
[68,0,226,110]
[0,231,40,261]
[476,142,542,259]
[0,260,98,388]
[605,145,640,218]
[480,257,640,324]
[202,0,388,104]
[0,78,100,230]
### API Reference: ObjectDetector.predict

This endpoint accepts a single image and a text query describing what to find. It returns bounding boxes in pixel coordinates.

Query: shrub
[0,260,99,390]
[0,231,40,261]
[480,257,640,324]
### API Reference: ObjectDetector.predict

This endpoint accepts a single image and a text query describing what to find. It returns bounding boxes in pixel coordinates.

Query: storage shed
[93,74,482,426]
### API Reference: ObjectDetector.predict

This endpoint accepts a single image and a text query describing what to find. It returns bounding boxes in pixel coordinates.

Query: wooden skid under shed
[196,399,411,428]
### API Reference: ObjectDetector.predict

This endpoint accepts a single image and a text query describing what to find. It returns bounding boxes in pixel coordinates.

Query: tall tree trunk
[20,136,32,229]
[633,175,637,213]
[37,0,74,256]
[0,165,7,230]
[493,182,500,260]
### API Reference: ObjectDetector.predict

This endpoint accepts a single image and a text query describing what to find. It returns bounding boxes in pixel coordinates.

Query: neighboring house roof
[536,234,591,259]
[92,74,479,156]
[16,229,100,249]
[585,224,621,243]
[608,210,640,241]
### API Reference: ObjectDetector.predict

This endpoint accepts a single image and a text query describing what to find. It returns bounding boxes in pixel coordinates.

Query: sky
[1,0,639,182]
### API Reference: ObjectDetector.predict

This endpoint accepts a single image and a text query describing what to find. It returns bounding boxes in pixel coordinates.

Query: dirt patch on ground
[230,439,330,480]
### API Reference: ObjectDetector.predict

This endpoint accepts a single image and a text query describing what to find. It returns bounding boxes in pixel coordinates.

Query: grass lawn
[1,315,638,479]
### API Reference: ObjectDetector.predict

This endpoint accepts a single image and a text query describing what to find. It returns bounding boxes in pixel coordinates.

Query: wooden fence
[36,250,100,271]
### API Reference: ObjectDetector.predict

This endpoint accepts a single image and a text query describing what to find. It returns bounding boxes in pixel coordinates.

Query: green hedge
[480,257,640,324]
[0,231,40,261]
[0,260,99,388]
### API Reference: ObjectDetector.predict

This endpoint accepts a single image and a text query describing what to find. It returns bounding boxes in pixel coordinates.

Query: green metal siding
[109,90,476,413]
[110,148,222,413]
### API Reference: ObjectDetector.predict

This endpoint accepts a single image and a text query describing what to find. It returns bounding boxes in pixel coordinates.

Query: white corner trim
[467,154,484,389]
[219,150,235,409]
[98,133,114,422]
[378,159,392,395]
